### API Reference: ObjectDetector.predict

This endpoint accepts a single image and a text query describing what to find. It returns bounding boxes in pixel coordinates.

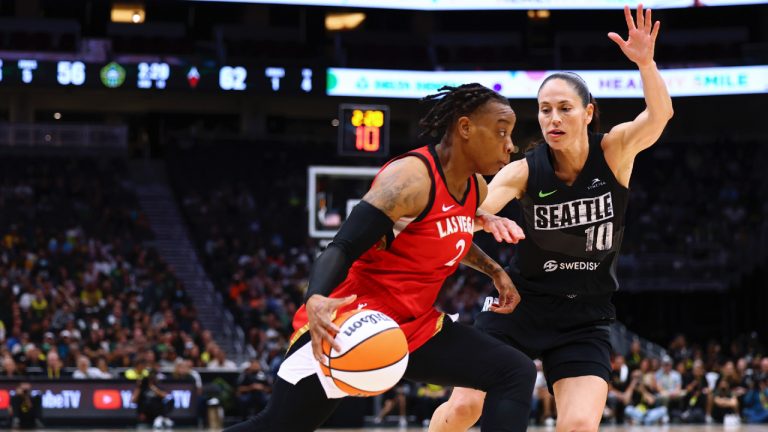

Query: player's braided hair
[418,83,509,139]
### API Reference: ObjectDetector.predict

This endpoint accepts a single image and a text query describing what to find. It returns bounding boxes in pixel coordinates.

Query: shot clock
[338,104,389,157]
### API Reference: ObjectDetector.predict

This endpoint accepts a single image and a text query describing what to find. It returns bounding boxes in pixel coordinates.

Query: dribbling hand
[608,4,660,68]
[477,213,526,244]
[489,270,521,314]
[306,294,357,362]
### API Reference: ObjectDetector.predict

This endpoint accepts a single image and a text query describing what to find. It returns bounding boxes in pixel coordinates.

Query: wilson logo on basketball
[322,309,408,397]
[342,312,392,337]
[93,389,121,410]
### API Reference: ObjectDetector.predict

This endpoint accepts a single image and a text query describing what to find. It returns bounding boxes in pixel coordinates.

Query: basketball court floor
[33,426,768,431]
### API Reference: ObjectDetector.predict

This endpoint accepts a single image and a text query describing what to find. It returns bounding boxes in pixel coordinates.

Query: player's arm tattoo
[461,242,505,278]
[362,169,427,219]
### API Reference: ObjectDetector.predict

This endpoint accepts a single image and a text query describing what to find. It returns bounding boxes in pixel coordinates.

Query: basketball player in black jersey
[430,5,673,432]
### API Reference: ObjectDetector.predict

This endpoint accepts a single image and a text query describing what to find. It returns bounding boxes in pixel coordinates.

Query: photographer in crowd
[9,383,42,429]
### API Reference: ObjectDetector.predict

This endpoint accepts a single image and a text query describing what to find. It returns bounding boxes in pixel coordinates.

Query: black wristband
[304,201,395,301]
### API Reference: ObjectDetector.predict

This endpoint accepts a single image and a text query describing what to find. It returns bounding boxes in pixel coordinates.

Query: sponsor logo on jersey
[436,215,473,238]
[543,260,600,272]
[587,178,606,190]
[534,192,613,230]
[543,260,559,272]
[538,189,557,198]
[441,204,455,212]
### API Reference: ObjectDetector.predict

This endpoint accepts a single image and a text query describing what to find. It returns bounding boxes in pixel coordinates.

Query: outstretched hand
[477,213,526,244]
[608,4,660,68]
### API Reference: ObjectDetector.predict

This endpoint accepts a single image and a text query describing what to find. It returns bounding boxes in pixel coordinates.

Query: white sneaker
[152,416,164,429]
[398,416,408,427]
[724,414,741,427]
[544,417,556,427]
[163,417,174,428]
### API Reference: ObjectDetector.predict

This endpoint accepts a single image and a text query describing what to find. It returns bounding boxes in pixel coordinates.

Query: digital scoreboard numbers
[219,66,247,90]
[57,61,86,86]
[338,104,389,157]
[0,59,322,94]
[137,62,170,89]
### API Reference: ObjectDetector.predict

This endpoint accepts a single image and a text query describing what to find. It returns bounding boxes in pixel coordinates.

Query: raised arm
[304,157,430,361]
[604,4,674,184]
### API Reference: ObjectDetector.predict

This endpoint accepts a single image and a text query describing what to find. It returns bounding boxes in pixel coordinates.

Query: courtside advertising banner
[326,65,768,99]
[0,380,197,421]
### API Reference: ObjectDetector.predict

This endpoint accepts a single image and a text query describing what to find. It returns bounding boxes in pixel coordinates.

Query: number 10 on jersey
[585,222,613,252]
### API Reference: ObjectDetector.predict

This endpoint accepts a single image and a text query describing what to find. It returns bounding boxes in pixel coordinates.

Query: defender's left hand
[478,213,525,244]
[608,4,660,67]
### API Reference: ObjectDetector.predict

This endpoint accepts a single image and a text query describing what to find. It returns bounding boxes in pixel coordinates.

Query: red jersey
[291,145,479,352]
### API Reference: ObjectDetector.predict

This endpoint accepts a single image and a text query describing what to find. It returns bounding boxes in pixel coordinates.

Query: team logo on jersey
[534,192,613,230]
[587,178,607,190]
[543,260,600,272]
[436,215,473,238]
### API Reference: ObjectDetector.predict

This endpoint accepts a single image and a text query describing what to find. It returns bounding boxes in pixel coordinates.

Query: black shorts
[475,291,614,394]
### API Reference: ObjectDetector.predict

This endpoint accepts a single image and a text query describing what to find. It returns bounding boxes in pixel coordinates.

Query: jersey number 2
[444,239,466,266]
[585,222,613,251]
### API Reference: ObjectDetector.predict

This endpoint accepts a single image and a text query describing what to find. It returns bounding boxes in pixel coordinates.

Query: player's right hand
[306,294,357,362]
[607,4,660,68]
[489,271,521,314]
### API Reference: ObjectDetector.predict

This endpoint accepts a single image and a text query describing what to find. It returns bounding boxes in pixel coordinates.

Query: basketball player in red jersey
[430,5,673,432]
[224,84,535,432]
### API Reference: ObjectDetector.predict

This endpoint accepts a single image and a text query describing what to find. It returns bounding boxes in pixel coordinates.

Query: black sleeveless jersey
[510,133,629,297]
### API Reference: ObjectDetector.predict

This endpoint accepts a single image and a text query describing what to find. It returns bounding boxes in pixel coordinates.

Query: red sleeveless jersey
[291,145,479,352]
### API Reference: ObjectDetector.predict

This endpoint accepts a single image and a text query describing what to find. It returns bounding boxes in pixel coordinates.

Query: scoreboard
[337,104,389,157]
[0,58,323,94]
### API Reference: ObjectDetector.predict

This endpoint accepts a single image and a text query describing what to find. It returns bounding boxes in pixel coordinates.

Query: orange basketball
[320,309,409,397]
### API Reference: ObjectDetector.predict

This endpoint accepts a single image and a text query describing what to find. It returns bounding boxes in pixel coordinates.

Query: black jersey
[510,132,629,297]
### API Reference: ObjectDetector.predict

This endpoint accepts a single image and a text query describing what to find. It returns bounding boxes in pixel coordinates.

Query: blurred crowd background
[0,0,765,428]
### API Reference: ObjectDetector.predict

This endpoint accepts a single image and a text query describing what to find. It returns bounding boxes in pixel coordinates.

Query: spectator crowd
[0,137,765,427]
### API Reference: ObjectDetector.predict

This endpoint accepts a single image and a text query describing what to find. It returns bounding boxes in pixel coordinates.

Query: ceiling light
[325,12,366,31]
[112,3,145,24]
